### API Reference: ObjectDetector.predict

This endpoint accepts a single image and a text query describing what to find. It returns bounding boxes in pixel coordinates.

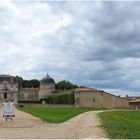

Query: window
[4,93,7,99]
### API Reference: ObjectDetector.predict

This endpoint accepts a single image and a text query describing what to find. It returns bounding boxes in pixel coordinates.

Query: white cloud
[0,1,140,96]
[0,1,72,78]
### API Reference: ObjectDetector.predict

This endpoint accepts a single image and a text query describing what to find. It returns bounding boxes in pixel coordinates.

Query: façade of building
[0,74,55,103]
[75,88,129,109]
[0,74,130,109]
[0,75,18,103]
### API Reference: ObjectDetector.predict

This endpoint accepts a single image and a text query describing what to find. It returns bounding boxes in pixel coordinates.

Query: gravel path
[0,106,107,139]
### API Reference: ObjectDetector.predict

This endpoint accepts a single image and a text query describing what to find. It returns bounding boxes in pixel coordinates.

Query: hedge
[40,93,75,104]
[18,100,41,104]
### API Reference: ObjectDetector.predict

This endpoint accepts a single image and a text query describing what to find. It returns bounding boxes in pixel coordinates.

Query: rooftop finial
[47,73,50,77]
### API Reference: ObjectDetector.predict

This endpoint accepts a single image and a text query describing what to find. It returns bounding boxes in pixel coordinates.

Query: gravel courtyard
[0,106,107,139]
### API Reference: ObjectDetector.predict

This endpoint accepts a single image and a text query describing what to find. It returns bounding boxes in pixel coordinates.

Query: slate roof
[40,74,55,84]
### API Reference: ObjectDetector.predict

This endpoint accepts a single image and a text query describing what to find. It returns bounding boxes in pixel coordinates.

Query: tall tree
[16,76,40,88]
[56,80,78,90]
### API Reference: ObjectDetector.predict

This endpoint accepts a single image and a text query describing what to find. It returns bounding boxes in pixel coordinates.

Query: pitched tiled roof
[126,97,140,103]
[75,87,103,92]
[75,88,128,101]
[129,97,140,102]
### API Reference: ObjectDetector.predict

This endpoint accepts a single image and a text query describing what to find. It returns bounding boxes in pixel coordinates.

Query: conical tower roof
[40,74,55,84]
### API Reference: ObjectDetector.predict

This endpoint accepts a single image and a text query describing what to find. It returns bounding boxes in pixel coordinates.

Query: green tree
[56,80,78,90]
[16,76,40,88]
[30,79,40,88]
[16,75,23,87]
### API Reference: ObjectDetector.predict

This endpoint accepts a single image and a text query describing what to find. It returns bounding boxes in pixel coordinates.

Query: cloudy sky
[0,1,140,96]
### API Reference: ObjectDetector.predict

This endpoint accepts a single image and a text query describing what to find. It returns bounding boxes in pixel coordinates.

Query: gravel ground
[0,106,107,139]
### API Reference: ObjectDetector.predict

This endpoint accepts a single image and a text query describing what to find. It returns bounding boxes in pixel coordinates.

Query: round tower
[39,74,55,99]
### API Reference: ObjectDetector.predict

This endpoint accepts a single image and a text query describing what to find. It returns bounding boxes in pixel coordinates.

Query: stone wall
[0,80,18,103]
[75,91,102,108]
[18,88,39,101]
[75,91,129,109]
[102,92,129,109]
[114,95,129,109]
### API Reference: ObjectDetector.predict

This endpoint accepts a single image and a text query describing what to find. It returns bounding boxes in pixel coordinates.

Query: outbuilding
[124,96,140,110]
[75,88,129,109]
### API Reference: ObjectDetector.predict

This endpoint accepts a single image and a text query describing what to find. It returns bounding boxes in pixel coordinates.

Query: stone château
[0,74,55,103]
[0,74,130,109]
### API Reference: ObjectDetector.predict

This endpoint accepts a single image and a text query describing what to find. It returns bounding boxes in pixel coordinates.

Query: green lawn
[18,106,94,123]
[99,110,140,139]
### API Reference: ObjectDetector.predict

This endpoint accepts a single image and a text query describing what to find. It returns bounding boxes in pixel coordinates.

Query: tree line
[16,76,78,90]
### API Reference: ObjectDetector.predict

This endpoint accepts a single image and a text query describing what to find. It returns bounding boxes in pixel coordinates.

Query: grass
[18,106,95,123]
[99,110,140,139]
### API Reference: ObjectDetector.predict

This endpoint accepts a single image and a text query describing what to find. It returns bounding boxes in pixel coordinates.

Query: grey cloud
[0,1,140,96]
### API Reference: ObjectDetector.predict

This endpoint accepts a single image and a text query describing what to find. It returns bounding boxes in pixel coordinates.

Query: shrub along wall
[18,100,41,104]
[40,93,75,104]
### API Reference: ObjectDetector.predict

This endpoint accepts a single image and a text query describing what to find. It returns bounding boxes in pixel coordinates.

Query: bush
[19,104,24,108]
[18,100,41,104]
[40,92,75,104]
